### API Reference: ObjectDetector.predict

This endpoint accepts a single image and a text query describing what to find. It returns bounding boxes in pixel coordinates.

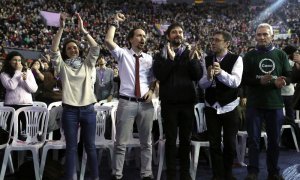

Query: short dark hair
[165,22,184,37]
[283,45,297,56]
[127,27,144,49]
[214,31,232,42]
[61,39,82,60]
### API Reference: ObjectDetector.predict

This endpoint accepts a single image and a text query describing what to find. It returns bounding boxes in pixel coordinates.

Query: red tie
[134,54,142,97]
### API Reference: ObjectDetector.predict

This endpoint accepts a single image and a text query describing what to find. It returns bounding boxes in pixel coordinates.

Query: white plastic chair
[280,125,299,152]
[155,105,165,180]
[33,101,48,108]
[46,101,62,140]
[48,101,62,110]
[235,131,268,167]
[0,107,15,175]
[190,103,210,180]
[79,105,115,180]
[295,110,300,127]
[152,98,160,165]
[235,131,248,166]
[99,99,119,107]
[0,106,49,180]
[0,102,4,107]
[40,102,81,179]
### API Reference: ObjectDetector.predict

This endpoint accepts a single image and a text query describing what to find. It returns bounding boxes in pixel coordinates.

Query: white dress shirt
[110,45,154,97]
[199,55,243,114]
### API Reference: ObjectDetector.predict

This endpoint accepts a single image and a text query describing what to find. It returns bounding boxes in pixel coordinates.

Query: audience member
[50,12,100,180]
[243,23,291,180]
[105,12,156,180]
[153,22,202,180]
[94,56,114,102]
[199,30,243,180]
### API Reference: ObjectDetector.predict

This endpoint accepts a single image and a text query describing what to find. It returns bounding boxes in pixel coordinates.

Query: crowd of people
[1,0,300,180]
[0,0,300,62]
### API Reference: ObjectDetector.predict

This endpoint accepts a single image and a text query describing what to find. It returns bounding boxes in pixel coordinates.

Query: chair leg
[0,148,12,180]
[152,143,159,165]
[190,143,201,180]
[290,128,300,152]
[157,141,165,180]
[8,154,15,174]
[32,149,41,180]
[236,134,247,166]
[108,147,114,169]
[40,147,49,179]
[80,148,87,180]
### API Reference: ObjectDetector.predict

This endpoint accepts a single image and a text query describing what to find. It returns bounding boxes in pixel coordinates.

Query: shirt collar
[128,48,144,58]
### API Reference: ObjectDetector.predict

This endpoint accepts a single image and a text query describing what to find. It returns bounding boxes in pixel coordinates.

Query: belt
[119,95,145,102]
[62,103,94,109]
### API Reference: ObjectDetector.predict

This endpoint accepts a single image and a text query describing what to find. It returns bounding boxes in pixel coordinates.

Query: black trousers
[205,106,239,179]
[161,103,194,180]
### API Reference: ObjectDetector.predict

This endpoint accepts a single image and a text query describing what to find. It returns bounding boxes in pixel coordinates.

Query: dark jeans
[62,103,98,180]
[161,103,194,180]
[205,107,239,179]
[246,107,284,175]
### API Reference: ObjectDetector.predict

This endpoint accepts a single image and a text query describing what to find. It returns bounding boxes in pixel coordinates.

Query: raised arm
[105,13,126,51]
[77,13,97,47]
[51,13,66,52]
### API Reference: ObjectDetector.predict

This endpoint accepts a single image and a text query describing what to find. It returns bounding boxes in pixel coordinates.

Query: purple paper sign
[40,11,60,27]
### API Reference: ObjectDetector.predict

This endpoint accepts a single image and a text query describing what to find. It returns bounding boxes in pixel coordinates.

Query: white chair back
[33,101,48,108]
[101,101,119,108]
[152,98,160,120]
[194,103,206,133]
[0,102,4,107]
[0,107,15,132]
[47,101,63,140]
[47,101,62,111]
[14,106,49,143]
[99,98,119,106]
[94,106,112,141]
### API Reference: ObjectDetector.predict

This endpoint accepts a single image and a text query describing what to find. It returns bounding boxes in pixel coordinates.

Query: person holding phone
[50,12,100,180]
[199,31,243,180]
[0,51,38,138]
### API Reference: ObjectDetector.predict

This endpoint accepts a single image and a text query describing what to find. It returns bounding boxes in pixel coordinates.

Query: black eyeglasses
[211,38,225,43]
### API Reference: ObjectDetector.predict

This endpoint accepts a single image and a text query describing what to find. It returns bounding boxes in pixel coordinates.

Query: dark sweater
[153,46,202,105]
[243,48,291,109]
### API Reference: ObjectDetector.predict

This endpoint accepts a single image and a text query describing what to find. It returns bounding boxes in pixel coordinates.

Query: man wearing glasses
[199,31,243,180]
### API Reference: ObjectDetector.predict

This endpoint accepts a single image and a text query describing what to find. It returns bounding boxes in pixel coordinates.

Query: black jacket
[153,46,202,104]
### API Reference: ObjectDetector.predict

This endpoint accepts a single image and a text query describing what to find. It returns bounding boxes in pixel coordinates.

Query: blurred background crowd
[0,0,300,65]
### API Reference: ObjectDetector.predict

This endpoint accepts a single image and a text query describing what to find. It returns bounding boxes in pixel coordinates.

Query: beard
[136,42,145,51]
[170,38,182,47]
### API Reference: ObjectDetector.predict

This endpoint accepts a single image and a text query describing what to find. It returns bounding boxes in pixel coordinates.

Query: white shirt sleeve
[216,56,243,88]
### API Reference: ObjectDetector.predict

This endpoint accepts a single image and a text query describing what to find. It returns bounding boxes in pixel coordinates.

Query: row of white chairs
[2,100,298,180]
[0,100,119,180]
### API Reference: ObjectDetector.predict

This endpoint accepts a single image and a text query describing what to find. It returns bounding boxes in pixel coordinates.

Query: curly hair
[61,39,83,60]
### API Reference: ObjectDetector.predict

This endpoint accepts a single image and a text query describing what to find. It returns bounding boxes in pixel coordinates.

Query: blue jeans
[246,107,284,175]
[62,104,98,180]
